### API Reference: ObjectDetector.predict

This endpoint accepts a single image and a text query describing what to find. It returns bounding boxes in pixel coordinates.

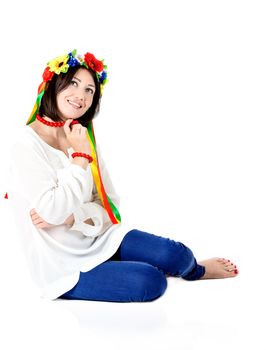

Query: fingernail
[234,269,238,274]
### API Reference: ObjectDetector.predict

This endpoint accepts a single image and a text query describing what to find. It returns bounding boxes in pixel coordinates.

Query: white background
[0,1,265,349]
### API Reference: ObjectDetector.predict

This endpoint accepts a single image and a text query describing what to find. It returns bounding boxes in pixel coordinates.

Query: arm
[29,208,74,229]
[10,140,94,225]
[25,143,119,233]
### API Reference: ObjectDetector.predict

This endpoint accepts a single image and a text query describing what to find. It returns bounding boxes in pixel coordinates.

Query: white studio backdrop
[1,0,265,272]
[0,2,265,348]
[1,0,265,267]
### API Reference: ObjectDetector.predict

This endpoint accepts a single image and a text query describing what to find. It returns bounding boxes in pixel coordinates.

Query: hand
[63,119,92,154]
[29,209,75,229]
[29,208,57,229]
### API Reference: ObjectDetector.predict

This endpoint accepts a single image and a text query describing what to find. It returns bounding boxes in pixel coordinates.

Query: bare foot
[199,258,239,279]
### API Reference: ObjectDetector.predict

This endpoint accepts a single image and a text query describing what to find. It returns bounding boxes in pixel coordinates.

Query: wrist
[71,152,93,170]
[72,152,93,163]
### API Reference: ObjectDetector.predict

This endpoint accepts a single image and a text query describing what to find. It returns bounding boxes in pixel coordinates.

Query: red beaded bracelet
[71,152,93,163]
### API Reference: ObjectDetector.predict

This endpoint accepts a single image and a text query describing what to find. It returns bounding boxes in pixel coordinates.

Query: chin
[61,113,82,120]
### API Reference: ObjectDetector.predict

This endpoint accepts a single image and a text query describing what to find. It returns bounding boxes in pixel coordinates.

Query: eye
[70,80,78,86]
[86,88,94,95]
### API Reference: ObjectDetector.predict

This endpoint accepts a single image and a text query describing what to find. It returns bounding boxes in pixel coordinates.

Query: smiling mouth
[67,100,82,109]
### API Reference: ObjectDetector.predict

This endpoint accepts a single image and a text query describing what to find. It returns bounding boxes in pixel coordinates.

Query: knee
[159,240,195,277]
[175,243,195,276]
[134,263,167,302]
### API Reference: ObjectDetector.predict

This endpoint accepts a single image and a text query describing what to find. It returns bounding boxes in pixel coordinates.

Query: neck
[37,115,67,139]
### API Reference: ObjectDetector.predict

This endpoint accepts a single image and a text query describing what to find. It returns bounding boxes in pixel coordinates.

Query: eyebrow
[73,76,95,89]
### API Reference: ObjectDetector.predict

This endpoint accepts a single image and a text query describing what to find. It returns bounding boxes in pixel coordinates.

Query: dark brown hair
[39,66,101,127]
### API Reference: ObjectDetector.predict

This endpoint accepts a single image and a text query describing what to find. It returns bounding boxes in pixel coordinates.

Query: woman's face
[56,68,96,119]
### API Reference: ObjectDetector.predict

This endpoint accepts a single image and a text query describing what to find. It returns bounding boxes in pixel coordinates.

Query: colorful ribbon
[86,122,121,224]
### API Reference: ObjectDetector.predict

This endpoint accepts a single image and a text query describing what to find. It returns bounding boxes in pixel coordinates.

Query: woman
[6,50,238,302]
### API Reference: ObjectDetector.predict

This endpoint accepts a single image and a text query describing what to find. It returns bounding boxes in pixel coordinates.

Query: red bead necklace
[36,114,79,127]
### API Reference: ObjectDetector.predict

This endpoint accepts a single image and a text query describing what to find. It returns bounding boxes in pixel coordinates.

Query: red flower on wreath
[42,66,54,82]
[84,52,104,72]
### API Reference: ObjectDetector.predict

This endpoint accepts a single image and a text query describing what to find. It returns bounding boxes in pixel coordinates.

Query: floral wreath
[42,49,108,94]
[29,49,108,123]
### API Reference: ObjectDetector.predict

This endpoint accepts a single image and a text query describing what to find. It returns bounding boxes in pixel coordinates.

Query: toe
[218,258,231,264]
[224,262,234,269]
[226,265,235,272]
[229,268,239,276]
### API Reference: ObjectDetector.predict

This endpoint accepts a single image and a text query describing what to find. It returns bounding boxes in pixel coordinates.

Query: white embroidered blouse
[6,125,131,300]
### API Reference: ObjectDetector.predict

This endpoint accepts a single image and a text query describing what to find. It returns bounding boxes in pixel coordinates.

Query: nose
[75,90,85,100]
[73,90,87,105]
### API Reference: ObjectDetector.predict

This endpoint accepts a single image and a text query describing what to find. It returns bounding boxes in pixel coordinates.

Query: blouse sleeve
[10,140,94,225]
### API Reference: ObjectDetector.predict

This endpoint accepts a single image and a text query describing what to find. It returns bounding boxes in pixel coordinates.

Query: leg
[115,229,239,280]
[115,229,205,280]
[58,260,167,302]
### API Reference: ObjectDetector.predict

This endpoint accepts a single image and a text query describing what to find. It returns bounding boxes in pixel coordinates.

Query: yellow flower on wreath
[47,54,69,75]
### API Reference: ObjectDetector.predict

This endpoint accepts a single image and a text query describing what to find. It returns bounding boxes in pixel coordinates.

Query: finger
[71,124,83,133]
[30,210,41,219]
[70,120,80,126]
[32,218,43,225]
[63,119,73,134]
[30,213,38,220]
[30,208,41,216]
[31,214,40,221]
[36,222,54,229]
[36,223,46,229]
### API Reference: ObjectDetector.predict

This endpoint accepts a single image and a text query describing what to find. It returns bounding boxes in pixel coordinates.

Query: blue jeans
[58,229,205,302]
